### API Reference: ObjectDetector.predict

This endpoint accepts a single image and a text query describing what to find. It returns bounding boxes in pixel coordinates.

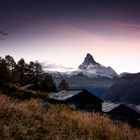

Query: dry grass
[0,93,139,140]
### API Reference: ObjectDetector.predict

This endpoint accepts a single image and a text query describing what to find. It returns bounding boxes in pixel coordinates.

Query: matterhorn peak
[46,53,118,79]
[79,53,99,69]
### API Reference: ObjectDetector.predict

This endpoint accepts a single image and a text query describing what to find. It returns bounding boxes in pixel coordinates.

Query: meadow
[0,93,140,140]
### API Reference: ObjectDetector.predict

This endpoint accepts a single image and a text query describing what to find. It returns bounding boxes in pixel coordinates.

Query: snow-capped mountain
[77,53,118,79]
[47,53,119,79]
[79,53,99,69]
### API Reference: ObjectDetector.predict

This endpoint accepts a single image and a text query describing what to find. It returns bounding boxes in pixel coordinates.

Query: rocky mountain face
[48,53,119,79]
[103,73,140,105]
[79,53,99,69]
[77,53,118,79]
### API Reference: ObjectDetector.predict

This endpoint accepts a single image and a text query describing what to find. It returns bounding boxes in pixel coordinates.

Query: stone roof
[49,89,103,102]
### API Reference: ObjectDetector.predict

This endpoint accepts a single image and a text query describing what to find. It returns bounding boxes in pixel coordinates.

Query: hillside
[0,93,140,140]
[103,73,140,105]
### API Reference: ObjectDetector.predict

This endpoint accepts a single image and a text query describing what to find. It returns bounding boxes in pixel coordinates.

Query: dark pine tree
[40,73,57,92]
[0,57,10,88]
[17,58,27,86]
[58,79,70,91]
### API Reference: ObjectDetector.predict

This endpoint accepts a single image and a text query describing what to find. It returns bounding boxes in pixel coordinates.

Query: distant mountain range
[47,53,119,79]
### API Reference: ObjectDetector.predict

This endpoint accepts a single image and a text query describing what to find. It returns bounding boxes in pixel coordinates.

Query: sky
[0,0,140,74]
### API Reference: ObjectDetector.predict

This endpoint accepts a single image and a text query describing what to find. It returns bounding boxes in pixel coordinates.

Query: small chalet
[107,104,140,127]
[48,89,103,112]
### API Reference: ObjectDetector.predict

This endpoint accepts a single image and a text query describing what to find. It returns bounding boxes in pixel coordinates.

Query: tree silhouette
[40,73,57,92]
[0,55,57,93]
[5,55,19,84]
[26,61,43,84]
[0,58,10,88]
[5,55,16,70]
[34,61,43,82]
[17,58,27,86]
[58,79,70,91]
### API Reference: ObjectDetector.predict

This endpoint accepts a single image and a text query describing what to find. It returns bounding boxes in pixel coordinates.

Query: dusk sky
[0,0,140,74]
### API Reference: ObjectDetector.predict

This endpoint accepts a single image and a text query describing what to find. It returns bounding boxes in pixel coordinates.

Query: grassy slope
[0,94,140,140]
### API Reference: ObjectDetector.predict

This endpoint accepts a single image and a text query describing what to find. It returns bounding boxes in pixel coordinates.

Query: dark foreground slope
[0,93,140,140]
[103,73,140,104]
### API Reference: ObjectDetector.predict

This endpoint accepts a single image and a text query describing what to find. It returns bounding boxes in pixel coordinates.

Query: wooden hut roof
[49,89,103,102]
[108,104,140,118]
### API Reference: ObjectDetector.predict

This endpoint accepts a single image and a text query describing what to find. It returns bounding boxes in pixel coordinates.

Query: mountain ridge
[46,53,119,79]
[103,72,140,105]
